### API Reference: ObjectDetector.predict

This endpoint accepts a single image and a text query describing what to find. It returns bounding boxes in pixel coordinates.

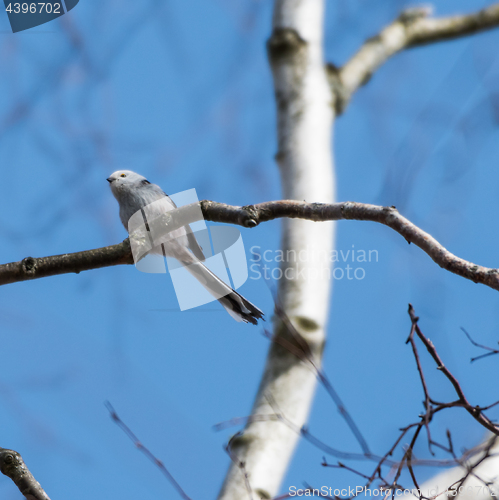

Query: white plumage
[107,170,264,325]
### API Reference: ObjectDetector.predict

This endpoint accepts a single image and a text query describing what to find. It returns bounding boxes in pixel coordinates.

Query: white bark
[218,0,335,498]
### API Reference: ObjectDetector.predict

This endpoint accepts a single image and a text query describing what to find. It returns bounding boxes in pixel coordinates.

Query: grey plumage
[107,170,264,325]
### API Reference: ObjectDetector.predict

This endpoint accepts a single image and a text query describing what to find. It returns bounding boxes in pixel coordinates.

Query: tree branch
[0,240,133,286]
[1,200,498,293]
[408,305,499,435]
[105,402,192,500]
[333,3,499,114]
[0,447,51,500]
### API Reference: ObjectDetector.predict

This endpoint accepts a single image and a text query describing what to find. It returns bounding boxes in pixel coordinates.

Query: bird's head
[107,170,151,198]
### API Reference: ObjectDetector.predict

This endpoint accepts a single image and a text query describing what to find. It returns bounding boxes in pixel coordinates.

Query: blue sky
[1,0,499,498]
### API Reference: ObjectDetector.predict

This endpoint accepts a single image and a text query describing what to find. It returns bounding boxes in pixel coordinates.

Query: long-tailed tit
[107,170,264,325]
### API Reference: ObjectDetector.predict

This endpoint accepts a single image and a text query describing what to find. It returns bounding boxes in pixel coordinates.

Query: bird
[107,170,264,325]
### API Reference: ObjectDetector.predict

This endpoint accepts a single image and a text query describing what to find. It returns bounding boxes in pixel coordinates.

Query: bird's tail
[179,257,264,325]
[217,288,264,325]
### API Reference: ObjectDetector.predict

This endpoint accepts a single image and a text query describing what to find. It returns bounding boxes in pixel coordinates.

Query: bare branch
[0,447,51,500]
[216,303,499,483]
[105,402,192,500]
[408,305,499,436]
[0,240,133,286]
[335,4,499,114]
[405,319,434,455]
[461,327,499,363]
[1,200,499,294]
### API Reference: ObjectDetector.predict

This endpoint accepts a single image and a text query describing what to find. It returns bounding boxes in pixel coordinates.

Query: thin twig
[408,305,499,436]
[461,327,499,363]
[105,402,192,500]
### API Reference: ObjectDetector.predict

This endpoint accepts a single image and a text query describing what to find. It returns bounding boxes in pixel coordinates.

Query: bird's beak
[106,177,113,183]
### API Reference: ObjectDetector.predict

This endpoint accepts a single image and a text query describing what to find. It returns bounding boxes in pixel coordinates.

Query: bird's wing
[186,229,206,262]
[162,191,205,262]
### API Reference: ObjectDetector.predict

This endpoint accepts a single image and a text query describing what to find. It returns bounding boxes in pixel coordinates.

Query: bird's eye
[120,173,126,178]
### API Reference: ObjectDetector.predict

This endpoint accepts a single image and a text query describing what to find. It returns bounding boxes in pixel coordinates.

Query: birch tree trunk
[218,0,336,498]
